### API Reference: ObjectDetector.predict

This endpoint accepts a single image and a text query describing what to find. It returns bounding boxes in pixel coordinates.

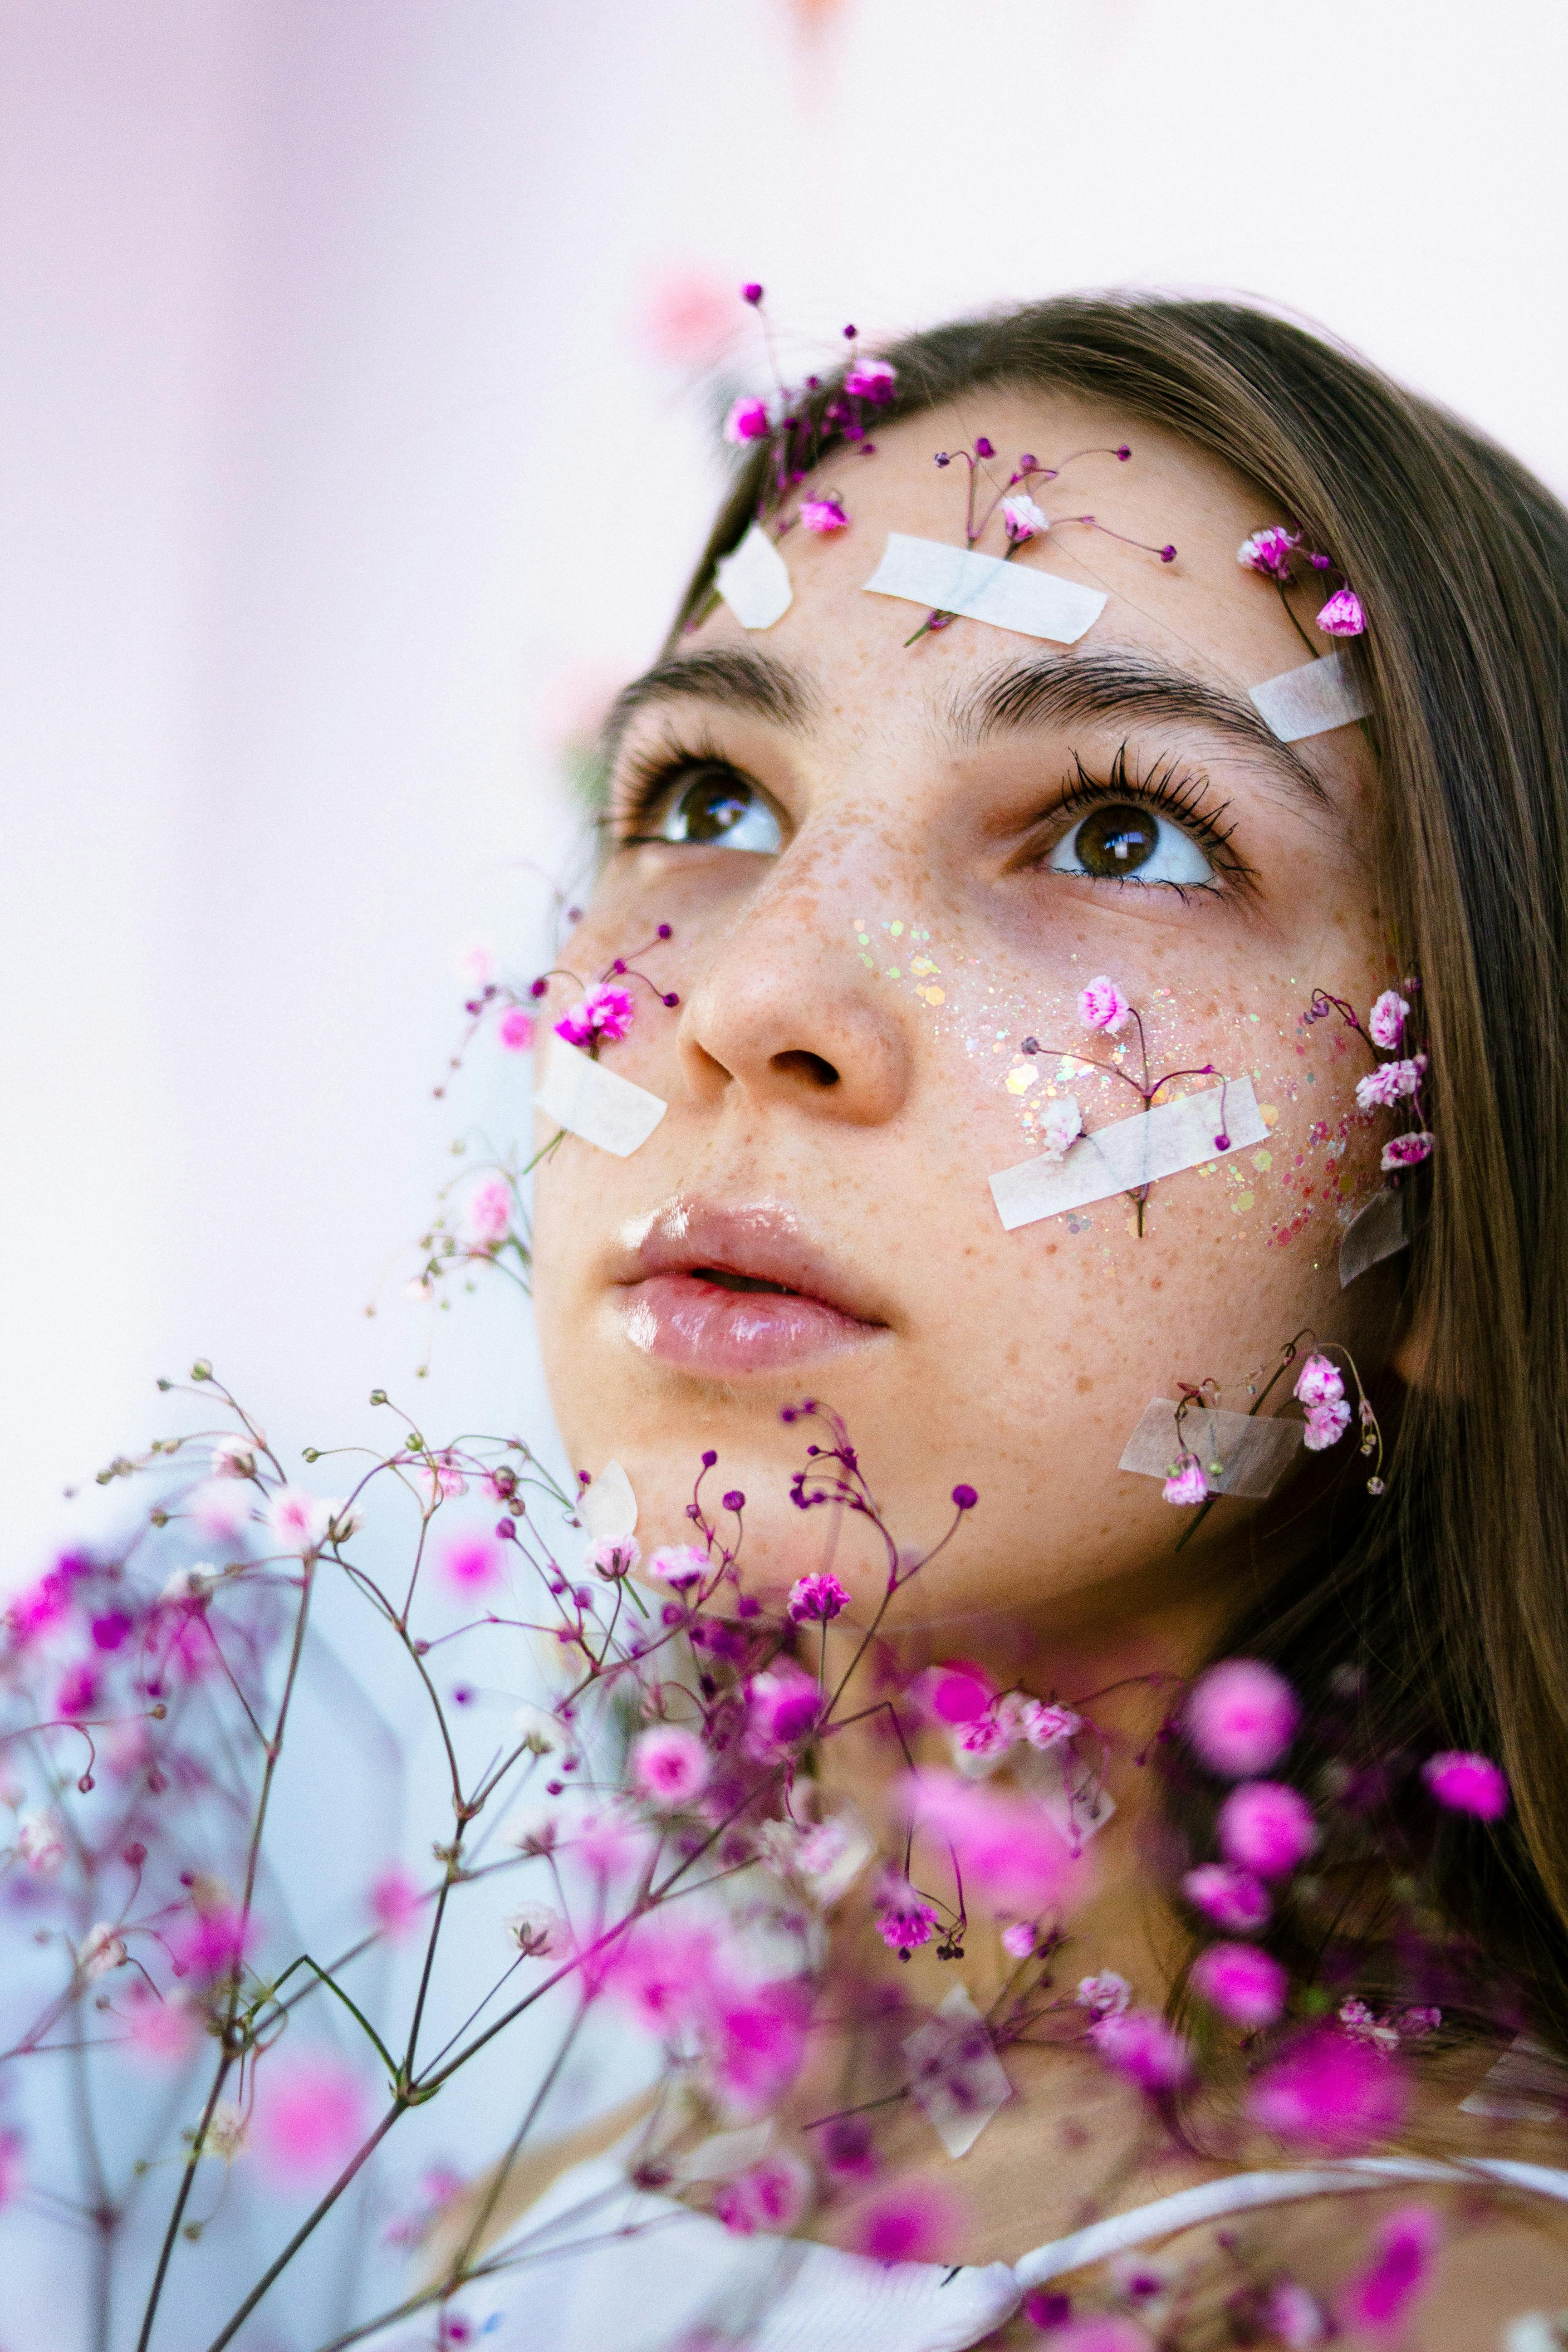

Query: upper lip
[612,1200,892,1327]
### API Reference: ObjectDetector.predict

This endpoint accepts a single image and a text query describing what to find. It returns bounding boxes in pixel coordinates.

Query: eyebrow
[603,647,819,764]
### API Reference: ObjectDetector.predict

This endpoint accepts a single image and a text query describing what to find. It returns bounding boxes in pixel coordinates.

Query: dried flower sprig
[1305,980,1433,1173]
[1238,522,1367,655]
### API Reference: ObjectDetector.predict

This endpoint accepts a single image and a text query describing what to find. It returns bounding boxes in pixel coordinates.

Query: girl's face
[531,392,1392,1641]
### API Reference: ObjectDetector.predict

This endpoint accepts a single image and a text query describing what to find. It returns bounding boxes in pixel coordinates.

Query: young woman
[404,295,1568,2348]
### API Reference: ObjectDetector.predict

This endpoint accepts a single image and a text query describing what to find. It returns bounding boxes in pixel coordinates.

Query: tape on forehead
[862,531,1107,645]
[1119,1398,1303,1499]
[715,524,793,630]
[535,1037,667,1158]
[1249,651,1369,741]
[989,1077,1266,1231]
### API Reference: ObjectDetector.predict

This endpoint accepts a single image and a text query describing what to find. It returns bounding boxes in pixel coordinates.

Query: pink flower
[421,1453,468,1502]
[254,2056,367,2186]
[170,1905,250,1984]
[921,1661,995,1725]
[1182,1863,1272,1934]
[122,1985,203,2068]
[649,1544,710,1592]
[441,1533,505,1594]
[505,1900,564,1957]
[497,1007,535,1053]
[723,395,771,444]
[1184,1660,1298,1776]
[1075,1971,1132,2020]
[843,357,897,403]
[953,1710,1013,1774]
[1078,975,1129,1033]
[573,1807,653,1884]
[1049,2322,1154,2352]
[799,496,848,534]
[1038,1097,1083,1161]
[1190,1941,1287,2028]
[1262,2280,1330,2348]
[1292,1353,1344,1410]
[1247,2026,1407,2154]
[1355,1054,1426,1110]
[1018,1700,1082,1750]
[1421,1749,1509,1819]
[78,1921,129,1980]
[1237,525,1300,581]
[1316,588,1365,637]
[787,1571,849,1623]
[369,1866,423,1941]
[745,1665,823,1754]
[631,1725,712,1811]
[638,269,735,368]
[1000,494,1049,543]
[15,1811,66,1877]
[899,1770,1088,1917]
[1339,2204,1441,2335]
[846,2177,960,2267]
[1303,1397,1352,1451]
[56,1662,98,1719]
[1218,1782,1316,1878]
[1162,1455,1210,1507]
[588,1535,641,1580]
[462,1173,513,1246]
[267,1487,336,1557]
[186,1479,252,1544]
[1381,1130,1435,1171]
[1339,1999,1401,2055]
[0,2128,22,2213]
[713,2150,811,2236]
[1367,989,1410,1051]
[709,1974,809,2114]
[1088,2007,1194,2092]
[554,980,637,1049]
[1001,1921,1038,1959]
[598,1921,715,2034]
[6,1559,82,1645]
[873,1874,940,1954]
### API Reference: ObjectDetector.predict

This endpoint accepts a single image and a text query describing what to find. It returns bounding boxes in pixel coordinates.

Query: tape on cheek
[534,1037,667,1158]
[862,531,1107,644]
[989,1077,1267,1230]
[1338,1183,1408,1288]
[1118,1399,1303,1499]
[580,1459,638,1540]
[1249,650,1370,741]
[715,523,793,630]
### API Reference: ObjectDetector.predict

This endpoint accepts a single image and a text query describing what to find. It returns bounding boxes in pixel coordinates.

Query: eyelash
[1042,744,1254,900]
[605,730,745,848]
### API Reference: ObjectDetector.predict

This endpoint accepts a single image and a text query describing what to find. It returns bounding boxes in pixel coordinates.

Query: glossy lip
[608,1200,892,1375]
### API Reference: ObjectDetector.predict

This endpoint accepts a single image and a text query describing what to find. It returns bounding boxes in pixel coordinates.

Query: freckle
[1075,1373,1094,1395]
[1045,1243,1058,1256]
[1149,1276,1163,1290]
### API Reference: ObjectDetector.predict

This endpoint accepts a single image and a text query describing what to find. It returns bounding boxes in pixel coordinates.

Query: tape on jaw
[535,1037,667,1158]
[989,1077,1267,1231]
[1119,1398,1303,1500]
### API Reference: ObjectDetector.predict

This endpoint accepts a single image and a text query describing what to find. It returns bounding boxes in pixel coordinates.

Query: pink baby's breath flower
[1018,1699,1082,1750]
[874,1873,940,1954]
[952,1710,1013,1775]
[921,1661,995,1725]
[1292,1353,1344,1410]
[1038,1098,1083,1161]
[1340,2203,1441,2335]
[56,1662,98,1719]
[1078,975,1129,1033]
[186,1479,252,1544]
[708,1974,809,2115]
[497,1006,535,1052]
[267,1487,336,1558]
[211,1432,260,1477]
[254,2056,367,2186]
[843,357,896,403]
[723,395,771,444]
[588,1535,641,1581]
[0,2128,22,2212]
[1263,2279,1330,2349]
[1367,989,1410,1051]
[1316,587,1365,637]
[1184,1659,1298,1776]
[631,1724,712,1811]
[369,1865,423,1941]
[122,1984,203,2068]
[421,1453,468,1503]
[847,2176,960,2266]
[15,1811,65,1877]
[799,496,848,534]
[1421,1749,1509,1819]
[554,980,637,1049]
[900,1770,1088,1918]
[441,1533,505,1594]
[1088,2007,1194,2093]
[78,1921,129,1980]
[1190,1940,1287,2029]
[648,1543,710,1592]
[505,1900,564,1957]
[745,1665,823,1754]
[1248,2026,1407,2154]
[1218,1781,1317,1878]
[714,2150,812,2236]
[1303,1397,1352,1450]
[170,1904,250,1984]
[1001,1921,1038,1959]
[1237,525,1300,581]
[787,1571,849,1624]
[1000,494,1049,544]
[1162,1455,1210,1507]
[1182,1863,1272,1935]
[1338,1999,1400,2055]
[1382,1130,1435,1171]
[1355,1054,1426,1110]
[1075,1971,1132,2021]
[573,1806,653,1884]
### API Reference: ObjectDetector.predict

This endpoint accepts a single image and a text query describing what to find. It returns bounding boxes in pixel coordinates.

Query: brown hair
[678,294,1568,2038]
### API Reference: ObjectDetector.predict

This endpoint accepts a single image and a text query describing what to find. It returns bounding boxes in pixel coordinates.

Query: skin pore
[517,397,1568,2327]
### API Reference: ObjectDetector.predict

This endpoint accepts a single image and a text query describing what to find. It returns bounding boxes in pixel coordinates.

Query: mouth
[610,1201,891,1375]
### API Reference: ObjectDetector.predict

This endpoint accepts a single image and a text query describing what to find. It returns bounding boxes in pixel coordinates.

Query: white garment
[365,2143,1568,2352]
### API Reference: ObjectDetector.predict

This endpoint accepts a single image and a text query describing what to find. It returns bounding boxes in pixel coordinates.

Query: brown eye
[1048,800,1212,887]
[653,767,781,853]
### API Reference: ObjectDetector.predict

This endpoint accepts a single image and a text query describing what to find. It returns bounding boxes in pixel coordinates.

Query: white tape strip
[1249,650,1369,742]
[1338,1184,1408,1289]
[989,1076,1266,1231]
[715,523,792,630]
[1117,1397,1303,1500]
[862,531,1107,645]
[903,1985,1012,2160]
[535,1037,667,1159]
[580,1458,638,1540]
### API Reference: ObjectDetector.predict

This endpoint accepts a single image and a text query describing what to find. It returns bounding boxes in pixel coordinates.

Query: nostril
[772,1049,840,1088]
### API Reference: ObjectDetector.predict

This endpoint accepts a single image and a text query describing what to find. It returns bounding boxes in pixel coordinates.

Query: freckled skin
[530,393,1394,1650]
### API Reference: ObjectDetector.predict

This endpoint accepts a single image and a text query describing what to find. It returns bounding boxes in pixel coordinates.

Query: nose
[674,856,913,1127]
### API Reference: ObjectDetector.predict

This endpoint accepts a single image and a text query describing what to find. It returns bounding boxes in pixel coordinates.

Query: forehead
[681,388,1309,733]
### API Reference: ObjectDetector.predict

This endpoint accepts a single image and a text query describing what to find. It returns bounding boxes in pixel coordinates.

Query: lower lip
[616,1273,883,1373]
